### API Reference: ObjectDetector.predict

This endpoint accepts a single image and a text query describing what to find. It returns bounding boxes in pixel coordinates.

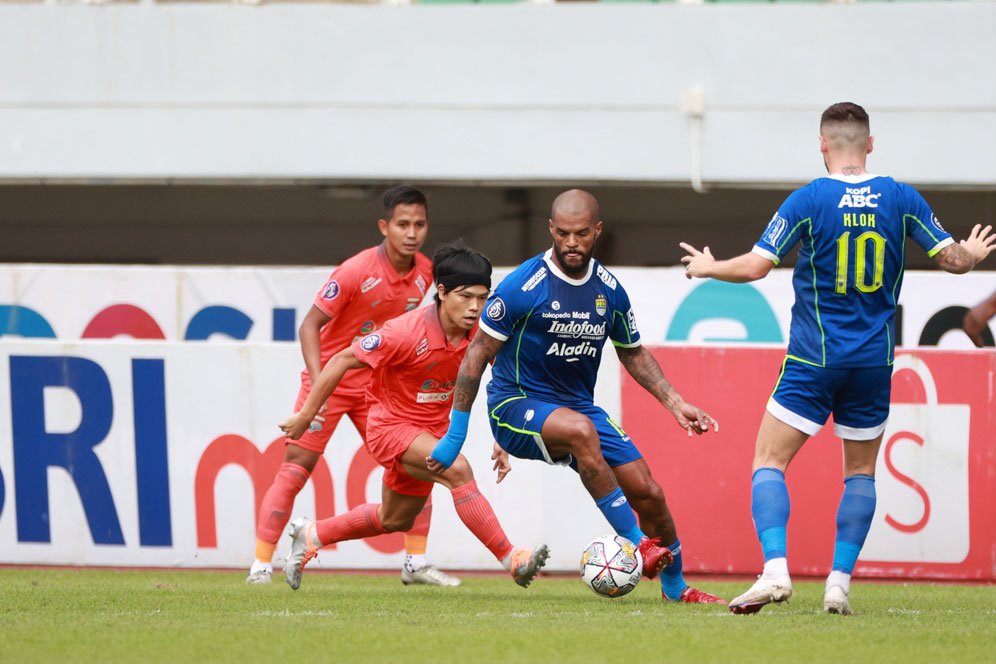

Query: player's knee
[445,456,475,486]
[562,415,599,450]
[627,478,665,507]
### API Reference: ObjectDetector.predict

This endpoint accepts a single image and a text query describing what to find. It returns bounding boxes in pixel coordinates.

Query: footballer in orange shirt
[279,240,549,591]
[247,186,458,587]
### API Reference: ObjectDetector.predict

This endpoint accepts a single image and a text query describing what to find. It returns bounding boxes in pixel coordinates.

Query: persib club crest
[595,295,607,317]
[360,334,381,352]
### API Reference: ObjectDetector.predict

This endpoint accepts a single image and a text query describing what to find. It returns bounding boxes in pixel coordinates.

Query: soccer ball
[580,535,642,598]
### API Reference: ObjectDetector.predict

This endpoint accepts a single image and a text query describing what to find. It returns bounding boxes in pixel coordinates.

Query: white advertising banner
[1,264,992,348]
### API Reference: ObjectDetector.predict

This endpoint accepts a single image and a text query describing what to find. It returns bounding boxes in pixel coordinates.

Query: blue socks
[594,486,645,546]
[659,539,687,599]
[832,474,876,574]
[751,467,790,561]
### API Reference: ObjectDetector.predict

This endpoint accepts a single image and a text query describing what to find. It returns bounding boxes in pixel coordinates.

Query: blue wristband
[430,409,470,469]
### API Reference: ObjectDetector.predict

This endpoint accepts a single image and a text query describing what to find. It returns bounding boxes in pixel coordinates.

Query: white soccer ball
[580,535,642,598]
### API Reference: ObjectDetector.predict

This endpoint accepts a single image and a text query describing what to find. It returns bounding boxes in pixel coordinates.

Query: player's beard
[553,243,593,278]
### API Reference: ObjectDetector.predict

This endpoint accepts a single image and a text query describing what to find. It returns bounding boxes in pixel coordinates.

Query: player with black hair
[279,240,549,591]
[247,186,459,587]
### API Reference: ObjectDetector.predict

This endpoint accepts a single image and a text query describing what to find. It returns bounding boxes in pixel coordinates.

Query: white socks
[826,570,851,594]
[404,554,427,573]
[762,557,789,580]
[250,560,272,574]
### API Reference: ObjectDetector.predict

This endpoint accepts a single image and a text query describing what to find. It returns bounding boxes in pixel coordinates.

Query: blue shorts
[488,395,642,468]
[767,357,892,441]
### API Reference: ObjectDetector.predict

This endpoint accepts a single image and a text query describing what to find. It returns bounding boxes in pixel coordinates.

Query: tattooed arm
[615,345,718,436]
[934,224,996,274]
[933,224,994,274]
[427,332,506,472]
[451,332,505,412]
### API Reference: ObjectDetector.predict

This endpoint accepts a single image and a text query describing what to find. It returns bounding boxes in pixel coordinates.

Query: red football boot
[637,536,673,579]
[663,586,728,604]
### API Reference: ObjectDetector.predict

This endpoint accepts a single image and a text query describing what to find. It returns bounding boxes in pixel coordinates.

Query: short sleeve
[609,281,641,348]
[313,261,361,319]
[478,270,534,342]
[901,185,954,257]
[351,318,406,370]
[753,188,811,265]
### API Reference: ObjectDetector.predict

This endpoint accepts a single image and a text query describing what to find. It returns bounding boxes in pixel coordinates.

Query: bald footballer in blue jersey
[681,102,995,616]
[428,189,725,604]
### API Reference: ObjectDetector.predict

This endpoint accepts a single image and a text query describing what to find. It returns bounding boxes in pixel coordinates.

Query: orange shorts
[288,387,369,454]
[365,420,444,497]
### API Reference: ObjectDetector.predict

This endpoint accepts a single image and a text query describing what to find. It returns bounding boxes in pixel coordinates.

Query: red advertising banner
[621,347,995,580]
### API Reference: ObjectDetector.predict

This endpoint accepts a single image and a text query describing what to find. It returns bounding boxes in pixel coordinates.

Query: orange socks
[404,495,431,555]
[254,462,310,560]
[451,481,514,561]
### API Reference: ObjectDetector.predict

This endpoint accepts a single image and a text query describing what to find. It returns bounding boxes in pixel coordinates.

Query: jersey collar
[826,173,882,183]
[542,248,594,286]
[377,242,418,285]
[423,303,472,351]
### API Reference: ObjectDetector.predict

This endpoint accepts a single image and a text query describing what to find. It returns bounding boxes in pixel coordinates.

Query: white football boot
[401,565,462,587]
[728,575,793,614]
[245,562,272,585]
[824,584,853,615]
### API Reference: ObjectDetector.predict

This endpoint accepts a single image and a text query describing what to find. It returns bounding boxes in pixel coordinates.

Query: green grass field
[1,568,993,663]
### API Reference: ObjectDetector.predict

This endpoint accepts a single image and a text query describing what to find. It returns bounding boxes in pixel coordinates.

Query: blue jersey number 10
[835,231,886,294]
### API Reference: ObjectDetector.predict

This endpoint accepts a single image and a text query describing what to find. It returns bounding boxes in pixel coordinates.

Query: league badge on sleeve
[360,333,382,352]
[761,213,788,247]
[487,298,506,321]
[322,280,340,300]
[931,213,945,232]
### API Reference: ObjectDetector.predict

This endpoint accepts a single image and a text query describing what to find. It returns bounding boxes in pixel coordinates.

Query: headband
[436,271,492,291]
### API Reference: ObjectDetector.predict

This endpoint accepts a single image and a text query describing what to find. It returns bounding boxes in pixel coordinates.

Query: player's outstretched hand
[491,443,511,484]
[960,224,995,264]
[279,411,313,440]
[679,242,716,279]
[671,400,719,437]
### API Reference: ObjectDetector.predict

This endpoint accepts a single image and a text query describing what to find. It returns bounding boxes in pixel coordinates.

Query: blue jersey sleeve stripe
[611,339,641,349]
[926,237,954,258]
[479,320,509,341]
[752,245,779,265]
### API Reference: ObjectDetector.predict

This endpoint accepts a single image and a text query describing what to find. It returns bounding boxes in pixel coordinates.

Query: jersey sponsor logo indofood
[547,320,606,339]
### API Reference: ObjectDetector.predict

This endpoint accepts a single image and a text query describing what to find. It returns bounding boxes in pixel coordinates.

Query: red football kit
[351,303,475,496]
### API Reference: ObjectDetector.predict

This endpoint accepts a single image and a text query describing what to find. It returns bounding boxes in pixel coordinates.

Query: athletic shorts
[364,420,441,497]
[288,386,369,454]
[767,356,892,441]
[487,395,642,468]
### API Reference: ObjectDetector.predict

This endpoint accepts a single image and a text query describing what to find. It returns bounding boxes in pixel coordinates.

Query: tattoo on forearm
[452,334,503,411]
[936,244,974,273]
[617,346,678,410]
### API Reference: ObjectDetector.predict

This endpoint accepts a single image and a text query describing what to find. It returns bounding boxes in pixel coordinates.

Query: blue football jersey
[754,174,953,368]
[480,250,641,406]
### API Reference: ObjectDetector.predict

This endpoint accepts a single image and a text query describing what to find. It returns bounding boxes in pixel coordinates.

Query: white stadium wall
[1,265,994,579]
[1,4,995,185]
